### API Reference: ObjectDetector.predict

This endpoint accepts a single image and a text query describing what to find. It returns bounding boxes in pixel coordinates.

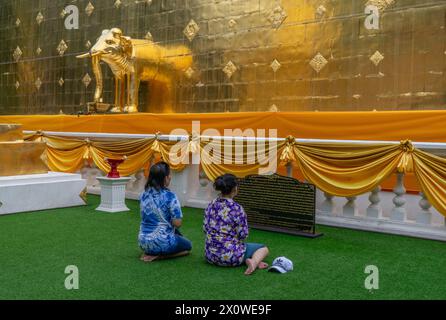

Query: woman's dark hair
[214,174,238,196]
[145,161,170,191]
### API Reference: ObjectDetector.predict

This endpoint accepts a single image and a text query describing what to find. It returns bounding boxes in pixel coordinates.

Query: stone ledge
[0,172,87,215]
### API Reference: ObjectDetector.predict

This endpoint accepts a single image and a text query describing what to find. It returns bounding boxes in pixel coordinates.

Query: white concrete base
[316,212,446,242]
[96,177,131,213]
[416,211,432,225]
[366,206,383,219]
[390,208,407,222]
[0,172,87,215]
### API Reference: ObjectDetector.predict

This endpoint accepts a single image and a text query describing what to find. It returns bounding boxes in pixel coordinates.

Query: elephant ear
[120,36,133,57]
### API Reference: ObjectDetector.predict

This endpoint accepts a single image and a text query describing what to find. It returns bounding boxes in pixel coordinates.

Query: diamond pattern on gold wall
[1,0,445,115]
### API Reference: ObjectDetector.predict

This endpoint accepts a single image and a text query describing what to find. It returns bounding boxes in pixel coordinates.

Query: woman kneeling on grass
[203,173,269,275]
[138,161,192,262]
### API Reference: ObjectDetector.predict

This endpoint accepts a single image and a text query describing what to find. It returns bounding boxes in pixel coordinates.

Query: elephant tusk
[76,51,102,59]
[76,53,90,59]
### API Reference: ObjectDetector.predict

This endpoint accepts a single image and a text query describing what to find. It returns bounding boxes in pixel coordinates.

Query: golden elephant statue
[77,28,193,113]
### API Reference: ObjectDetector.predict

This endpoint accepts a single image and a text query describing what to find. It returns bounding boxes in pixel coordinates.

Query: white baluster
[321,192,335,215]
[135,169,147,192]
[127,169,146,196]
[81,164,103,189]
[80,162,90,181]
[126,174,136,189]
[416,192,432,225]
[199,169,209,187]
[343,196,358,217]
[367,186,382,219]
[390,172,407,222]
[79,163,104,196]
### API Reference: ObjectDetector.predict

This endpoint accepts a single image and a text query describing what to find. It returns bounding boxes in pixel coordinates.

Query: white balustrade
[126,169,146,200]
[184,165,217,208]
[320,192,335,216]
[343,196,358,217]
[367,186,383,219]
[43,128,445,242]
[416,192,432,225]
[390,172,407,222]
[77,161,446,241]
[80,162,104,194]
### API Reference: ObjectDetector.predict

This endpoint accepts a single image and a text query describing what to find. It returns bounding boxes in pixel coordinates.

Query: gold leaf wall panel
[0,0,445,114]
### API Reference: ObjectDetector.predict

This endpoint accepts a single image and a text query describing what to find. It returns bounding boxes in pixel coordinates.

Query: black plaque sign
[234,174,322,238]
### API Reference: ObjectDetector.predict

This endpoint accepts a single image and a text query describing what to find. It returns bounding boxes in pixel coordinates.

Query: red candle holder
[104,156,127,178]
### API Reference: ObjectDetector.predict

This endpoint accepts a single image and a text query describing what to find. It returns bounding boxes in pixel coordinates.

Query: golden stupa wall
[0,124,48,176]
[0,0,445,114]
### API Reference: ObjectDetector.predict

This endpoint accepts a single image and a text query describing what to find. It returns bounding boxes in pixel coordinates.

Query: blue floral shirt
[203,197,249,266]
[138,188,183,255]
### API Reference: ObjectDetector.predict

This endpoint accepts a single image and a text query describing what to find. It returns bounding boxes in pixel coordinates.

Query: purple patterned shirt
[203,197,249,266]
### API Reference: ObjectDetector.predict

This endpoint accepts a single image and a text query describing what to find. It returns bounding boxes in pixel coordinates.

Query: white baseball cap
[268,257,293,273]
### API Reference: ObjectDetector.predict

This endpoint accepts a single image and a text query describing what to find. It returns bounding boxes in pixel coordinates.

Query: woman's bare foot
[244,259,257,275]
[142,254,159,262]
[258,262,269,270]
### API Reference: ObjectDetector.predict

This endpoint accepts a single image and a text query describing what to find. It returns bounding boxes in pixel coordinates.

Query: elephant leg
[114,77,119,107]
[110,77,122,113]
[120,77,126,112]
[126,74,130,111]
[125,73,139,113]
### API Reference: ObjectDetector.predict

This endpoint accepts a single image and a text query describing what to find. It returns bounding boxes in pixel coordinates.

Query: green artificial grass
[1,194,446,300]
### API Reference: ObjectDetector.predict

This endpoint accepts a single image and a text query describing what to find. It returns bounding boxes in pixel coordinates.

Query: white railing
[23,130,446,153]
[80,162,446,241]
[25,130,446,241]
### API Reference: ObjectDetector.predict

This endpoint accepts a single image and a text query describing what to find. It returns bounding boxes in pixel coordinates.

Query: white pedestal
[0,172,87,215]
[96,177,131,213]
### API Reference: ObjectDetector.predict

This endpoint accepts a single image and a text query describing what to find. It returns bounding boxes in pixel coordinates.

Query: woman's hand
[172,218,183,228]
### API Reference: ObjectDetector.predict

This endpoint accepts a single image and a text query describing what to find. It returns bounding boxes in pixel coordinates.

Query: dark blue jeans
[243,243,266,262]
[140,228,192,256]
[163,235,192,255]
[160,229,192,255]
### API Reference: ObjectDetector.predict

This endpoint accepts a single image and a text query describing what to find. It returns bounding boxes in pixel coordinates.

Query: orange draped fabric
[2,110,446,141]
[8,111,446,216]
[23,132,446,218]
[5,110,446,193]
[279,139,446,217]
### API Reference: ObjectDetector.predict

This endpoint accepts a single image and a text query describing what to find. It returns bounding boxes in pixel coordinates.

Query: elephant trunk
[91,55,103,103]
